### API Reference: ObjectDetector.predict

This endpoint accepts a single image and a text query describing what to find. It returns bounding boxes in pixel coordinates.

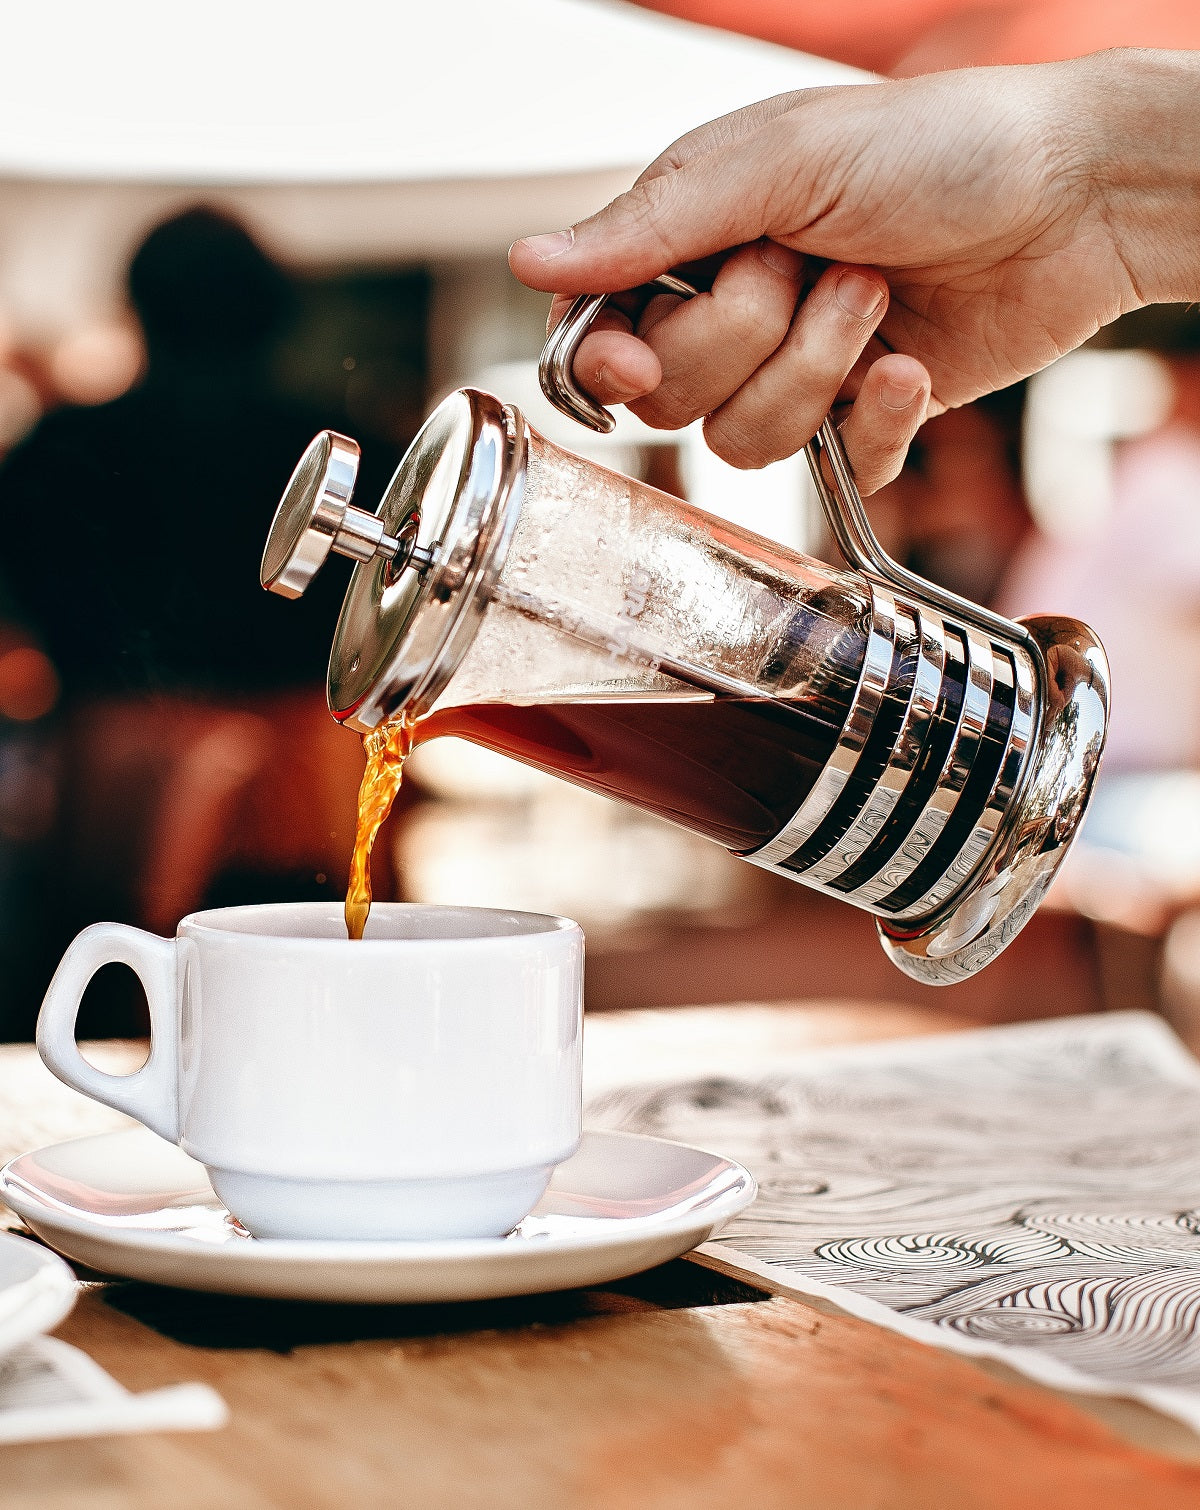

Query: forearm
[1084,49,1200,305]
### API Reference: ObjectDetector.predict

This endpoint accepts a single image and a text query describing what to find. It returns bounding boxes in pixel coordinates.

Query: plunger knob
[260,431,431,599]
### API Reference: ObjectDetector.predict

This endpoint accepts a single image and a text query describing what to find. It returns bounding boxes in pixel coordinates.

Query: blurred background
[3,0,1200,1042]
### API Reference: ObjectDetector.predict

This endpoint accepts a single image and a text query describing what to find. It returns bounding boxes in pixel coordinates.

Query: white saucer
[0,1129,756,1304]
[0,1230,77,1355]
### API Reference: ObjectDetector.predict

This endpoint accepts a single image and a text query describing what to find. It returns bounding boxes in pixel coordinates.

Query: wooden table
[6,1001,1200,1510]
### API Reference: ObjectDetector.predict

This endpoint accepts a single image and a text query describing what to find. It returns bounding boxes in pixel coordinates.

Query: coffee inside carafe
[419,602,1016,912]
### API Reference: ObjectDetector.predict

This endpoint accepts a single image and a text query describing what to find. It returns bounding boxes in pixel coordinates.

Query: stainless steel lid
[327,389,525,731]
[259,389,526,732]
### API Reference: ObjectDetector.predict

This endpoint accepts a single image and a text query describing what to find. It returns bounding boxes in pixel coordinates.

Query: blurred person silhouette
[859,387,1031,609]
[0,207,402,1035]
[999,310,1200,775]
[992,309,1200,934]
[0,206,393,699]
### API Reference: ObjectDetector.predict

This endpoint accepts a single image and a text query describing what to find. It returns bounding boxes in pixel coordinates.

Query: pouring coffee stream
[337,524,770,940]
[345,714,413,941]
[262,278,1109,983]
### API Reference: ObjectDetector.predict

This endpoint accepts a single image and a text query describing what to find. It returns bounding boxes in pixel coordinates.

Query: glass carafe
[262,334,1108,985]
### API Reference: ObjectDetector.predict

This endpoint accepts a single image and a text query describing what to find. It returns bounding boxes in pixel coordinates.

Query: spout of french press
[260,430,434,600]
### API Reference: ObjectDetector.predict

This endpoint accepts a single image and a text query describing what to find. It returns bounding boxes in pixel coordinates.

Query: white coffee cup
[37,902,583,1242]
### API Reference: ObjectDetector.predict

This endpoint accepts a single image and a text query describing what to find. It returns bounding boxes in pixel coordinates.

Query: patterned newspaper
[587,1011,1200,1431]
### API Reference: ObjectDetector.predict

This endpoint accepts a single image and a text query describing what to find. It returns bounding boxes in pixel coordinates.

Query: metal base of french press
[876,616,1109,985]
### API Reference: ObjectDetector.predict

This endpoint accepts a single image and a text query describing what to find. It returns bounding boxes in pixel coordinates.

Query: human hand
[510,51,1200,492]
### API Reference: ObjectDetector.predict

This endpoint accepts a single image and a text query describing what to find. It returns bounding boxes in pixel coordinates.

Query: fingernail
[759,239,802,278]
[881,376,924,410]
[516,229,575,261]
[836,270,884,320]
[596,366,642,402]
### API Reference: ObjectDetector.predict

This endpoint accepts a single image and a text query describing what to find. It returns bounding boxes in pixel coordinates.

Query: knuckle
[784,325,863,396]
[803,356,855,402]
[629,393,697,432]
[596,175,677,268]
[802,285,880,359]
[636,372,715,429]
[702,414,772,471]
[720,286,792,355]
[847,437,906,496]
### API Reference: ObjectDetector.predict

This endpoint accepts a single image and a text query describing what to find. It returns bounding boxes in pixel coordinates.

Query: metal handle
[804,417,1041,659]
[537,279,1039,660]
[538,275,699,433]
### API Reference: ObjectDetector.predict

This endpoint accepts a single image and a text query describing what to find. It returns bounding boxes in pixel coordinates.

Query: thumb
[509,131,784,294]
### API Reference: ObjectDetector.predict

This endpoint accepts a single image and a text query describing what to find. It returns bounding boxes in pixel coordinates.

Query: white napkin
[0,1334,226,1444]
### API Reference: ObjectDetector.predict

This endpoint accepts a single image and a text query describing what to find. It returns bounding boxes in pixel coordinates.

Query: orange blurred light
[0,646,59,721]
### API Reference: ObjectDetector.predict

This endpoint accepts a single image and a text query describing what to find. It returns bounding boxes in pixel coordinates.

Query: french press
[261,277,1109,985]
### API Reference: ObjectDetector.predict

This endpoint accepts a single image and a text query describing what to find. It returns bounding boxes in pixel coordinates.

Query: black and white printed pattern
[586,1013,1200,1426]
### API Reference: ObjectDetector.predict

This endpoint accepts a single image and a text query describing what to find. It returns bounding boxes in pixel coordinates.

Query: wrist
[1083,50,1200,305]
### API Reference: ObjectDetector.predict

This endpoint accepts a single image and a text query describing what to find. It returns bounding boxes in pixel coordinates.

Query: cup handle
[36,922,179,1142]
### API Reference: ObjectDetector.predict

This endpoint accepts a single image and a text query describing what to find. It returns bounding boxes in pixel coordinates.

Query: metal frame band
[878,616,1108,984]
[748,583,897,869]
[848,623,995,909]
[795,604,946,887]
[892,643,1036,920]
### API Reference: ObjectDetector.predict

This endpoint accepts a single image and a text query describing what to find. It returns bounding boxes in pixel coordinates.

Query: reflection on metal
[896,646,1035,920]
[798,605,945,887]
[849,625,995,908]
[748,583,897,868]
[802,418,1042,663]
[260,430,404,600]
[329,392,528,729]
[879,617,1109,982]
